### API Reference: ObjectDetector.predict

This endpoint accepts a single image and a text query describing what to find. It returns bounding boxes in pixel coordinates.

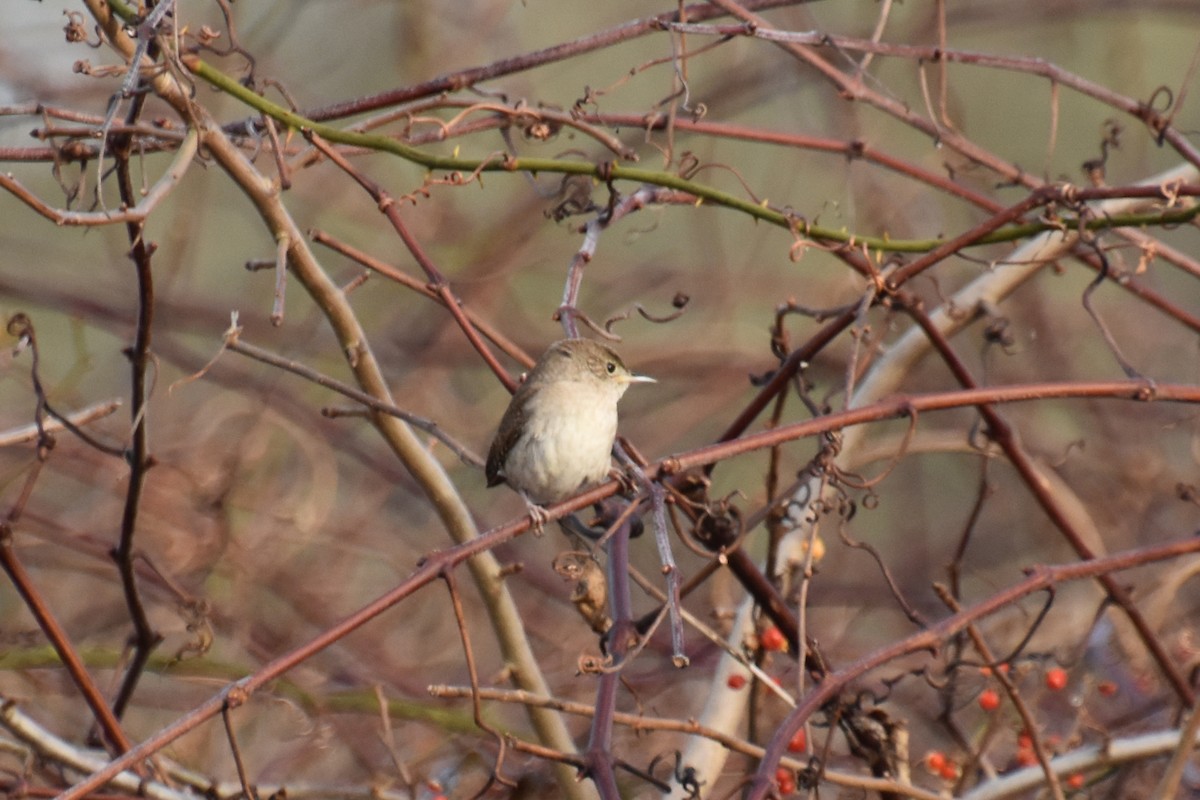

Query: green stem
[184,56,1199,255]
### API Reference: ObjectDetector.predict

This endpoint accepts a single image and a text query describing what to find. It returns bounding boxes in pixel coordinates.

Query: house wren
[486,338,654,529]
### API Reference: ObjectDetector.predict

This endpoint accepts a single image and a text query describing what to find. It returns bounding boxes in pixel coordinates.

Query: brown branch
[441,571,517,796]
[304,132,518,393]
[0,524,136,758]
[584,518,637,799]
[662,379,1189,478]
[298,0,807,123]
[0,130,197,225]
[0,399,122,447]
[107,100,165,721]
[220,705,257,800]
[309,229,534,370]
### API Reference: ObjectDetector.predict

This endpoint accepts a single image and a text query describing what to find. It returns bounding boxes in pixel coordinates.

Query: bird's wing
[485,386,534,487]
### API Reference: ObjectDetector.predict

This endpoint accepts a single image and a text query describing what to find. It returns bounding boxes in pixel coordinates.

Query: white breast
[507,379,620,504]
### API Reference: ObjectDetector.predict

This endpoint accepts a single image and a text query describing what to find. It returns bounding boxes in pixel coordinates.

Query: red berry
[1066,772,1085,789]
[761,625,787,652]
[978,688,1001,711]
[787,728,807,753]
[1045,667,1068,691]
[774,766,792,785]
[1015,749,1038,767]
[727,674,747,690]
[1097,680,1118,697]
[938,762,958,780]
[924,751,947,773]
[778,777,795,795]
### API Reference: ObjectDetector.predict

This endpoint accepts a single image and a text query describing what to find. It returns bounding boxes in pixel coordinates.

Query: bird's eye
[606,362,617,374]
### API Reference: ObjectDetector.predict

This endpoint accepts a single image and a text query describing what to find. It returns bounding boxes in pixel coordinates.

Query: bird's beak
[623,374,656,385]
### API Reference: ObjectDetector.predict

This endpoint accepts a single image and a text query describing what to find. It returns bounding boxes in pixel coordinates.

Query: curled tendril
[603,295,689,333]
[1145,84,1175,114]
[1081,119,1121,183]
[677,151,702,180]
[63,10,90,44]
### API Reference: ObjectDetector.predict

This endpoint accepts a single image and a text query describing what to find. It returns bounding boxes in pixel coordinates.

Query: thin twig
[222,329,484,468]
[442,571,517,796]
[0,399,122,447]
[109,101,165,720]
[304,131,518,393]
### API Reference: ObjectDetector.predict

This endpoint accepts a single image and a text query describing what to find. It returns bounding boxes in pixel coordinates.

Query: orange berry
[924,751,947,773]
[1015,749,1039,767]
[727,674,747,690]
[761,625,787,652]
[938,762,958,780]
[1066,772,1085,789]
[978,688,1001,711]
[1045,667,1068,691]
[787,728,807,753]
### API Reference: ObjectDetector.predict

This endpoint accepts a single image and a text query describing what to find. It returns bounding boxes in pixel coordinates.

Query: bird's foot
[608,466,641,497]
[524,500,550,535]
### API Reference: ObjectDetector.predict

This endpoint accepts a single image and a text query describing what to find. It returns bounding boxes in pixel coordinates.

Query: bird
[486,338,654,531]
